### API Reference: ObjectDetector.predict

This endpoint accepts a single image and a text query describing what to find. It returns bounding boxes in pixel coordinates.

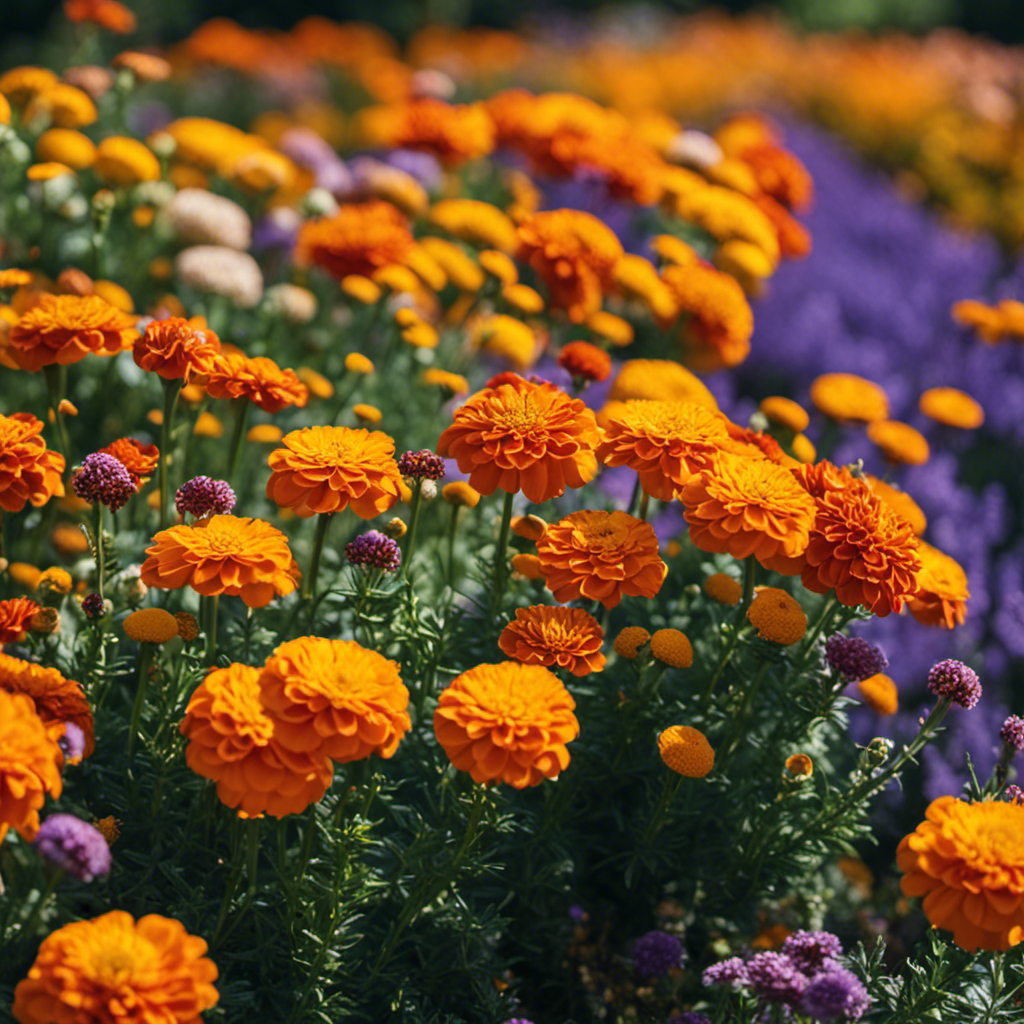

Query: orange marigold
[434,661,579,788]
[0,597,41,644]
[64,0,137,32]
[597,400,731,501]
[266,426,402,519]
[437,377,600,504]
[97,437,159,489]
[919,387,984,429]
[0,690,62,841]
[516,210,623,323]
[140,515,300,608]
[650,628,693,667]
[865,475,927,536]
[9,293,137,372]
[205,352,308,413]
[898,796,1024,951]
[867,420,930,466]
[12,910,218,1024]
[363,98,495,166]
[536,510,667,609]
[704,572,743,605]
[295,201,414,281]
[858,673,898,715]
[907,541,969,630]
[498,605,605,676]
[0,413,65,512]
[759,396,810,434]
[613,626,650,659]
[181,663,334,818]
[746,587,807,645]
[133,317,221,382]
[608,359,717,409]
[658,725,714,778]
[558,340,612,383]
[809,373,889,423]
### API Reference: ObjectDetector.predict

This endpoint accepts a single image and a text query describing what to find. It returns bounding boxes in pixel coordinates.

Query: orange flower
[0,412,65,512]
[258,637,410,763]
[12,910,218,1024]
[650,628,693,668]
[437,377,600,504]
[597,400,731,501]
[759,396,810,433]
[205,352,309,413]
[858,673,898,715]
[63,0,137,32]
[140,515,300,608]
[516,210,623,323]
[0,597,40,644]
[498,605,605,676]
[133,317,221,382]
[434,661,579,788]
[680,452,816,570]
[898,796,1024,951]
[558,340,612,383]
[9,294,137,372]
[267,426,403,519]
[536,510,666,609]
[0,650,94,756]
[361,98,495,166]
[613,626,650,659]
[752,193,812,259]
[608,358,717,409]
[865,475,927,535]
[0,690,62,841]
[919,387,984,429]
[809,373,889,423]
[180,663,333,818]
[295,201,414,281]
[722,423,797,467]
[746,588,807,645]
[98,437,159,489]
[738,142,814,211]
[704,572,742,606]
[907,541,969,629]
[658,725,714,778]
[866,420,930,466]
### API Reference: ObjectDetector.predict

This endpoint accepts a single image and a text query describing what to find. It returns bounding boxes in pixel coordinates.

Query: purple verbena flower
[346,530,402,573]
[631,930,683,979]
[58,722,86,765]
[781,930,843,975]
[801,966,871,1021]
[928,659,982,709]
[746,952,809,1006]
[1001,715,1024,753]
[33,814,111,882]
[703,956,749,991]
[81,592,105,620]
[175,476,237,519]
[72,453,135,513]
[824,636,889,682]
[1005,784,1024,804]
[398,449,446,481]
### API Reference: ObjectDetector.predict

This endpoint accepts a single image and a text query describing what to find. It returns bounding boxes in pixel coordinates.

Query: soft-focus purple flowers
[630,929,683,978]
[33,814,111,882]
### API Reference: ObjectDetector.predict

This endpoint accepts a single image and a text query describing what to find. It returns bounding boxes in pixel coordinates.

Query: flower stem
[639,772,684,848]
[489,490,515,620]
[445,504,460,587]
[400,479,424,579]
[638,490,650,522]
[740,554,757,612]
[93,503,105,599]
[127,641,155,758]
[43,364,70,458]
[225,399,251,483]
[18,868,63,942]
[302,512,333,602]
[158,378,181,530]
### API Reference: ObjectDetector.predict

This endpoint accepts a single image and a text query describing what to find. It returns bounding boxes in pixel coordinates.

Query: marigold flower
[97,437,159,490]
[658,725,714,778]
[434,661,578,788]
[919,386,984,429]
[536,510,666,609]
[671,185,779,259]
[9,563,43,590]
[501,283,545,315]
[29,608,60,635]
[429,198,519,253]
[907,541,969,629]
[898,796,1024,951]
[134,317,221,383]
[746,588,807,645]
[867,420,930,466]
[791,434,816,464]
[759,396,809,433]
[258,637,410,763]
[124,608,179,644]
[0,67,59,106]
[0,690,62,841]
[704,572,742,606]
[24,84,97,129]
[94,136,160,186]
[809,373,889,423]
[858,673,898,715]
[141,515,300,608]
[64,0,137,32]
[472,313,538,370]
[9,293,137,372]
[785,753,814,777]
[418,237,484,292]
[608,359,717,409]
[613,626,650,659]
[27,162,76,182]
[865,475,926,535]
[361,98,495,166]
[181,663,334,818]
[437,377,600,504]
[479,249,518,284]
[112,50,172,82]
[511,553,544,579]
[205,352,308,413]
[498,605,605,676]
[442,481,481,508]
[422,367,469,395]
[35,128,96,169]
[511,514,546,542]
[0,597,41,644]
[37,566,72,596]
[296,201,414,281]
[650,628,693,667]
[952,298,1003,342]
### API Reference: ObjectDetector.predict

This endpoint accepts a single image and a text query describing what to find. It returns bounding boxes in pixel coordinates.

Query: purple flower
[669,1015,710,1024]
[746,952,809,1006]
[928,659,982,709]
[1001,715,1024,753]
[72,453,135,513]
[801,966,871,1021]
[503,1020,535,1024]
[1006,784,1024,804]
[33,814,111,882]
[398,449,446,481]
[175,476,237,519]
[81,592,105,620]
[781,931,843,976]
[703,956,749,991]
[824,636,889,681]
[58,722,86,765]
[346,530,402,573]
[631,930,683,979]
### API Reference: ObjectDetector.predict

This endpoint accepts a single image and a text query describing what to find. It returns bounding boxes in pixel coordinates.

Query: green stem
[205,594,220,662]
[626,476,642,516]
[639,772,684,848]
[794,593,838,671]
[638,490,650,522]
[159,379,181,530]
[127,642,155,758]
[302,512,333,602]
[720,661,771,765]
[489,491,515,620]
[225,399,251,483]
[43,364,70,458]
[740,554,757,613]
[18,869,63,942]
[93,503,105,599]
[445,504,460,587]
[702,622,749,704]
[400,479,424,579]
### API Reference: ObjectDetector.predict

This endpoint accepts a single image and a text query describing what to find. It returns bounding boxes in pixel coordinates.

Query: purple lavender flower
[781,931,843,975]
[81,592,105,620]
[746,952,809,1005]
[631,930,683,979]
[703,956,749,991]
[58,722,86,765]
[1001,715,1024,753]
[801,966,870,1021]
[33,814,111,882]
[346,530,402,573]
[398,449,446,481]
[72,453,134,513]
[175,476,237,519]
[928,659,982,709]
[824,636,889,681]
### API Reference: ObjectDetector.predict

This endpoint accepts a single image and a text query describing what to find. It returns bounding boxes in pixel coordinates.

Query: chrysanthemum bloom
[295,200,414,281]
[33,814,110,881]
[437,377,600,504]
[558,341,612,384]
[680,452,816,570]
[167,188,252,251]
[8,293,136,372]
[927,659,981,709]
[498,605,605,676]
[72,452,134,513]
[722,424,797,467]
[898,796,1024,951]
[133,316,221,383]
[613,626,650,659]
[516,210,623,323]
[0,690,62,840]
[180,663,334,818]
[650,629,693,668]
[658,725,714,778]
[865,475,926,536]
[0,413,65,512]
[760,395,810,433]
[0,597,41,644]
[258,637,410,763]
[205,352,308,413]
[608,358,717,409]
[12,909,219,1024]
[858,673,898,715]
[267,426,403,519]
[434,661,578,788]
[824,635,889,681]
[346,531,402,573]
[597,400,731,501]
[919,387,984,429]
[175,476,236,519]
[123,608,178,644]
[746,588,807,645]
[631,931,683,979]
[140,516,300,608]
[0,651,94,756]
[359,98,495,166]
[867,420,930,466]
[97,437,158,490]
[536,510,667,609]
[704,573,742,606]
[809,373,889,423]
[907,541,969,629]
[39,566,72,595]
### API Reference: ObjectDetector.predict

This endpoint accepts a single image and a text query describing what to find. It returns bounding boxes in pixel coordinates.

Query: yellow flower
[649,628,693,668]
[658,725,714,778]
[746,588,807,645]
[123,608,179,644]
[94,136,161,186]
[858,673,898,715]
[344,352,374,375]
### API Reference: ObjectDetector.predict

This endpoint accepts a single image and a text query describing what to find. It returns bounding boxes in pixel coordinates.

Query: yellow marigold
[35,128,96,169]
[517,210,623,323]
[499,605,605,676]
[608,359,717,410]
[919,387,984,429]
[24,83,98,128]
[141,515,300,608]
[858,673,898,715]
[352,403,383,424]
[229,148,297,194]
[294,367,333,400]
[422,367,469,395]
[9,293,137,372]
[536,510,667,609]
[8,563,42,590]
[671,185,779,261]
[658,725,714,778]
[785,753,814,777]
[501,283,545,316]
[401,321,439,350]
[246,423,282,444]
[907,540,969,630]
[952,298,1003,343]
[92,816,120,844]
[344,352,375,375]
[12,910,218,1024]
[341,276,383,305]
[205,352,308,413]
[434,661,578,788]
[809,373,889,423]
[746,588,807,645]
[419,237,485,293]
[429,199,519,253]
[587,310,633,348]
[759,396,810,434]
[26,162,76,182]
[123,608,179,644]
[442,481,481,508]
[0,67,59,106]
[612,253,678,322]
[791,434,816,464]
[94,136,161,186]
[0,269,33,289]
[0,413,65,513]
[898,796,1024,951]
[258,637,410,763]
[192,411,223,438]
[0,690,62,841]
[37,566,72,595]
[867,420,930,466]
[511,514,547,542]
[175,612,199,642]
[267,425,402,519]
[52,523,89,555]
[704,572,742,606]
[360,98,494,166]
[472,313,538,370]
[479,249,518,285]
[739,141,814,211]
[437,376,600,504]
[613,626,650,659]
[295,201,414,281]
[134,316,221,382]
[865,475,926,536]
[511,553,544,579]
[180,663,333,818]
[650,628,693,668]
